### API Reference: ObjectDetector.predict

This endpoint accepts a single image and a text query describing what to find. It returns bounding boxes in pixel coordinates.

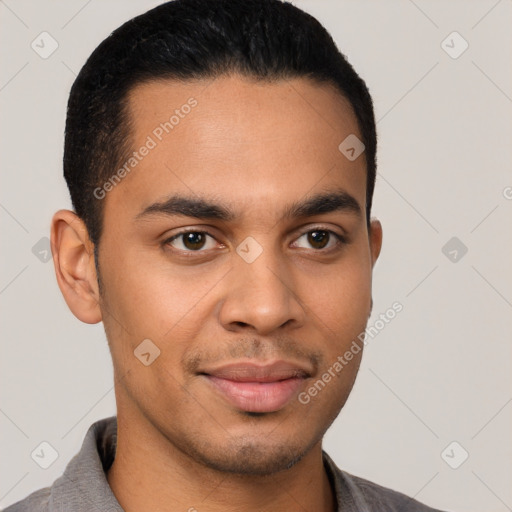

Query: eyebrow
[135,188,362,223]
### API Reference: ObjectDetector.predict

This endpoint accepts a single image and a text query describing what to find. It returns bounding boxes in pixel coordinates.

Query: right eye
[164,230,220,253]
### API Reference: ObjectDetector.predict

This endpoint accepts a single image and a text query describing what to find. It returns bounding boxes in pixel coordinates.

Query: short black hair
[64,0,377,247]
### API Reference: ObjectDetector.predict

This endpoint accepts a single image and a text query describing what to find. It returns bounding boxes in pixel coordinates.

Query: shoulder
[323,451,449,512]
[2,416,119,512]
[2,486,51,512]
[344,471,447,512]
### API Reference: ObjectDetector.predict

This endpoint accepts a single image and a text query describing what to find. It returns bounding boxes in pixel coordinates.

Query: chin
[187,436,315,476]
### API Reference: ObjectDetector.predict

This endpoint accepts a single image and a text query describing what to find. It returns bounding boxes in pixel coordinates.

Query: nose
[218,244,305,336]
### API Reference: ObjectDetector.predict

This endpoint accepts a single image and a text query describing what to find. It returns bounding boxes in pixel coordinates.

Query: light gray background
[1,0,511,510]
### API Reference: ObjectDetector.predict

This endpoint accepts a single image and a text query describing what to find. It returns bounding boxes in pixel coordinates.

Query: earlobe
[50,210,102,324]
[369,218,383,268]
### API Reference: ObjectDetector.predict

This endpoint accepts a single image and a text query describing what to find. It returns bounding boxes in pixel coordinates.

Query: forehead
[126,74,361,152]
[104,75,366,223]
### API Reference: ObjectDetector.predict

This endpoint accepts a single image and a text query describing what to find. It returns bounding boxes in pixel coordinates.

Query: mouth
[199,361,310,413]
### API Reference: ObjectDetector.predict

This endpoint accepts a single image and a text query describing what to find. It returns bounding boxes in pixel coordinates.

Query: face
[96,75,381,475]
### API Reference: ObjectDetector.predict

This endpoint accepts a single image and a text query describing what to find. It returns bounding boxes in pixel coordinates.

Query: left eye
[293,229,343,250]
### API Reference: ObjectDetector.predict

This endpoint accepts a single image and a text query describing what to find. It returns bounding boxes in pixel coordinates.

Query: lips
[200,361,310,413]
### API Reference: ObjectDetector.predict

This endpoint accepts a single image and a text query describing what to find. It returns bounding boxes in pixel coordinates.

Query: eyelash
[163,226,347,256]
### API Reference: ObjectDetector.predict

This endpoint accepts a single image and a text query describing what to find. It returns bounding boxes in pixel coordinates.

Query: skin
[51,75,382,512]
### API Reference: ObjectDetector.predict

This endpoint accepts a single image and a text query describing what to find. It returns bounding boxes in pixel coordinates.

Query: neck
[106,409,336,512]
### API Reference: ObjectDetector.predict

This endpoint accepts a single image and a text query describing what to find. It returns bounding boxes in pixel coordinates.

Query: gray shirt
[4,416,447,512]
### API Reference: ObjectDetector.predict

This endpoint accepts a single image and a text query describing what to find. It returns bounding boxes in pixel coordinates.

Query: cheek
[305,258,372,333]
[100,243,227,338]
[298,267,370,414]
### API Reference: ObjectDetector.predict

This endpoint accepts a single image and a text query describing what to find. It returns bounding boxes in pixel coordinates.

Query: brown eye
[182,232,206,250]
[166,231,217,252]
[293,228,345,251]
[307,230,330,249]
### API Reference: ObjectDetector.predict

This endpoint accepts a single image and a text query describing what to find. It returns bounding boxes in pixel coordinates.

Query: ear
[50,210,102,324]
[369,218,383,268]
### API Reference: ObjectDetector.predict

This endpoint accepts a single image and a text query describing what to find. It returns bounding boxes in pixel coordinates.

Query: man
[5,0,449,510]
